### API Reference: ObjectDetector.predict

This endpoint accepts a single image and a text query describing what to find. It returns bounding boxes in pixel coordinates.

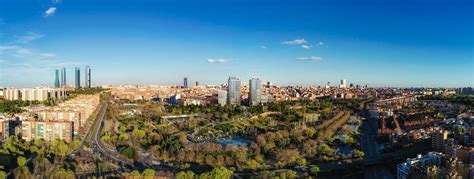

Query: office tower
[183,77,188,88]
[432,130,448,152]
[85,65,91,88]
[195,81,199,87]
[249,77,261,106]
[267,81,272,87]
[227,76,241,105]
[340,79,347,88]
[75,67,81,89]
[60,67,66,87]
[325,82,331,89]
[218,90,227,106]
[54,69,60,88]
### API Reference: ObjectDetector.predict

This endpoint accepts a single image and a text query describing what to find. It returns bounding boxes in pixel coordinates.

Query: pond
[337,146,354,155]
[216,137,251,148]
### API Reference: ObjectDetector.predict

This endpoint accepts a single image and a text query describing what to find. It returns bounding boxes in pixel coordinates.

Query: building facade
[4,88,66,101]
[432,130,448,152]
[75,67,81,89]
[218,90,227,106]
[249,77,261,105]
[55,69,60,88]
[21,120,73,143]
[61,67,66,87]
[85,65,91,88]
[227,77,241,105]
[184,77,188,88]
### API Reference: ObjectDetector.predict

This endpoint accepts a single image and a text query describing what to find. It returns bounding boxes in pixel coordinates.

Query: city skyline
[0,0,473,88]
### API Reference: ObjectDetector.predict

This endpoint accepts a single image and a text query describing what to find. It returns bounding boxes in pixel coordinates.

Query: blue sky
[0,0,473,87]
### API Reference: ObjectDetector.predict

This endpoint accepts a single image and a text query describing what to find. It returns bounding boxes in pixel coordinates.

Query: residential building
[21,120,73,143]
[218,90,227,106]
[4,88,66,101]
[249,77,261,105]
[432,130,448,152]
[227,77,241,105]
[397,152,445,179]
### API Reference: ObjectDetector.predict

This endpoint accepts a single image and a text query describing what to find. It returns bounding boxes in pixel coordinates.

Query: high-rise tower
[85,65,91,88]
[61,67,66,87]
[249,77,261,105]
[54,69,60,88]
[227,77,241,105]
[75,67,81,89]
[183,77,188,88]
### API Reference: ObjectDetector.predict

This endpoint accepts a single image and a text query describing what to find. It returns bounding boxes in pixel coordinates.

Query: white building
[218,90,227,106]
[4,88,67,101]
[340,79,347,88]
[397,152,445,179]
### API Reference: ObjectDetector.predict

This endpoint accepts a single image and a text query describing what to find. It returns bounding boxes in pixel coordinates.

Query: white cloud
[282,39,307,45]
[0,45,20,53]
[52,0,61,4]
[44,7,57,17]
[207,58,230,64]
[17,48,31,55]
[40,53,57,58]
[318,42,324,46]
[296,56,322,61]
[16,32,44,43]
[260,45,267,49]
[301,44,311,49]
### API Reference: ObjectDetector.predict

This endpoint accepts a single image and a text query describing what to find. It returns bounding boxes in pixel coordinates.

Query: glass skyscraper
[75,67,81,89]
[184,77,188,88]
[85,65,91,88]
[61,67,66,87]
[54,69,60,88]
[227,76,241,105]
[249,77,261,105]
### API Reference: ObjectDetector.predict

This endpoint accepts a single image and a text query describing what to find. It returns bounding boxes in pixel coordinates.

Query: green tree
[17,157,27,167]
[310,166,320,175]
[0,170,5,179]
[142,168,156,177]
[176,171,195,179]
[280,170,297,179]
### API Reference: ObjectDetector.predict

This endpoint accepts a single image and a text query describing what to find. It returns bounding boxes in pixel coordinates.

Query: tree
[132,129,146,139]
[0,170,6,179]
[142,168,156,177]
[176,171,195,179]
[280,170,297,179]
[17,157,27,168]
[310,166,320,175]
[208,166,233,179]
[50,168,74,179]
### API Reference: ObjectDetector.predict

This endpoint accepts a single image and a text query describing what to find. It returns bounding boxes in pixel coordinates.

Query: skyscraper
[249,77,261,106]
[195,81,199,87]
[85,65,91,88]
[183,77,188,88]
[227,76,241,105]
[54,69,60,88]
[218,90,227,106]
[340,79,347,88]
[75,67,81,89]
[61,67,66,87]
